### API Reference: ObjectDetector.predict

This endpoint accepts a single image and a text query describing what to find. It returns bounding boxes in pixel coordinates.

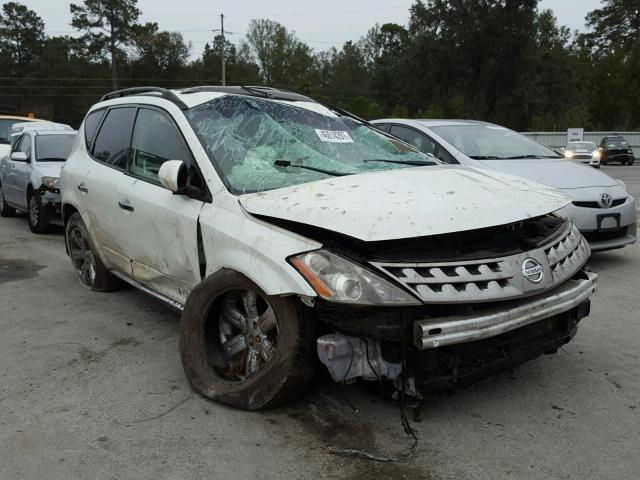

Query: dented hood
[239,165,570,242]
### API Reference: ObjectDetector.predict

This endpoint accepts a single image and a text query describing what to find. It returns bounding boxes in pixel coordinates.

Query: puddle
[0,258,46,284]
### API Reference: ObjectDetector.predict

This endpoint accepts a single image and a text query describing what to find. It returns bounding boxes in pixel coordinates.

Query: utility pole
[213,14,233,86]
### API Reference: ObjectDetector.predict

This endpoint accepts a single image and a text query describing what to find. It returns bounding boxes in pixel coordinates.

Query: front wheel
[27,191,54,234]
[65,212,121,291]
[0,185,16,217]
[180,269,316,410]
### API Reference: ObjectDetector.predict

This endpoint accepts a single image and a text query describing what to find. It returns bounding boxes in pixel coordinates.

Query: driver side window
[18,134,32,159]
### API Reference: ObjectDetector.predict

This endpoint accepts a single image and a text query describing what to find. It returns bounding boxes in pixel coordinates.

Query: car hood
[239,165,570,242]
[0,144,9,158]
[478,158,618,189]
[36,162,65,177]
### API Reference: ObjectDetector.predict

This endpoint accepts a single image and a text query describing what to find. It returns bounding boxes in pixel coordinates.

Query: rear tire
[0,185,16,217]
[27,191,54,234]
[65,212,121,292]
[180,269,316,410]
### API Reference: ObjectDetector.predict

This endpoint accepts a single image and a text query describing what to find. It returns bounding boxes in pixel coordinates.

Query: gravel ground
[0,165,638,480]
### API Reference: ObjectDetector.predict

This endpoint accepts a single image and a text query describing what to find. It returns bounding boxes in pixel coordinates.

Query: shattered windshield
[185,95,436,193]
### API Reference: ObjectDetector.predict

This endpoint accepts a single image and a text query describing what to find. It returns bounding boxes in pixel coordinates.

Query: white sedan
[372,118,636,252]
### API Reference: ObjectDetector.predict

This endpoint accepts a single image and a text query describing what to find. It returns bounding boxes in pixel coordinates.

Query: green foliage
[1,0,639,130]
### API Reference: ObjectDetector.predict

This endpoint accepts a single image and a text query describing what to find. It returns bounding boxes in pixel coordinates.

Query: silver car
[372,119,636,252]
[564,141,601,168]
[0,122,77,233]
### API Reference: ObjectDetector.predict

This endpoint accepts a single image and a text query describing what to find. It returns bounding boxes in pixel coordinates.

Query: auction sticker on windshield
[315,129,353,143]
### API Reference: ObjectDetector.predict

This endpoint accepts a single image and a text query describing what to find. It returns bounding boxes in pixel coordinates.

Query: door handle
[118,200,134,212]
[77,182,88,193]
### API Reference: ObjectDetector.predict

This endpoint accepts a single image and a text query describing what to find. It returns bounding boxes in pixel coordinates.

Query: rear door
[115,106,205,304]
[81,106,137,275]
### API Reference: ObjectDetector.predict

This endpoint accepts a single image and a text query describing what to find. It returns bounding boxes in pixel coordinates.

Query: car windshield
[35,134,76,162]
[0,119,25,145]
[431,124,562,160]
[567,142,596,150]
[185,95,436,193]
[605,137,627,148]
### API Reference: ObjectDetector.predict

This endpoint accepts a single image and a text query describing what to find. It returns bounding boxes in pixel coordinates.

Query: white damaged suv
[61,86,597,410]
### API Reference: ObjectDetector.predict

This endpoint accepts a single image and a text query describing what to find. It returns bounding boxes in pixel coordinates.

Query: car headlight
[41,176,60,190]
[617,180,628,192]
[592,150,601,159]
[564,150,574,159]
[290,249,421,305]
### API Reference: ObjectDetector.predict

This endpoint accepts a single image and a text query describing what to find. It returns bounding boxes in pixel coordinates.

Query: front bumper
[414,271,597,349]
[560,197,637,251]
[38,188,63,226]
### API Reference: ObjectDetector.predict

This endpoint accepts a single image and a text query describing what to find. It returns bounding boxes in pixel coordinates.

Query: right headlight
[289,249,421,305]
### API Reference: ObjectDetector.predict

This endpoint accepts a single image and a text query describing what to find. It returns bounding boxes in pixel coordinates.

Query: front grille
[545,223,590,283]
[573,154,592,160]
[372,223,589,304]
[572,198,625,208]
[582,228,628,243]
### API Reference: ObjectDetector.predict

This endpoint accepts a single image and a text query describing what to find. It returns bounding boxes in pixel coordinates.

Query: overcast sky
[18,0,605,59]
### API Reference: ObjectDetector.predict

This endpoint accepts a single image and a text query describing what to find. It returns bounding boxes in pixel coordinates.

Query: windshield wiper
[274,159,353,177]
[363,158,438,166]
[37,157,67,162]
[468,155,507,159]
[503,154,561,159]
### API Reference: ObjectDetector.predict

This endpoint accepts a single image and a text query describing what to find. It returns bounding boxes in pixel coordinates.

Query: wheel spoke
[79,261,91,284]
[70,248,85,262]
[242,290,259,320]
[245,348,259,376]
[258,307,277,333]
[222,334,247,360]
[221,297,246,330]
[261,340,276,364]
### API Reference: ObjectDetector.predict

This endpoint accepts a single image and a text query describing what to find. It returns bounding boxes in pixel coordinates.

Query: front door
[114,107,204,305]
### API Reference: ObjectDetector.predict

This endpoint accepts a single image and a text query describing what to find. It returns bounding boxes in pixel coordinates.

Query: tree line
[0,0,638,131]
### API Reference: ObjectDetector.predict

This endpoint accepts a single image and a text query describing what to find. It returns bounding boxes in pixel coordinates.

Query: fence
[522,131,640,157]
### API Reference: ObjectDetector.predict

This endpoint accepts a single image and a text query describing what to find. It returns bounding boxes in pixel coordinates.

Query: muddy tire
[65,212,121,292]
[180,269,316,410]
[27,190,54,234]
[0,185,16,217]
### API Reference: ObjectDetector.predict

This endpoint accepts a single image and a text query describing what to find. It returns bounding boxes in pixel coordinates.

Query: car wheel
[65,212,121,291]
[180,269,316,410]
[27,191,54,234]
[0,185,16,217]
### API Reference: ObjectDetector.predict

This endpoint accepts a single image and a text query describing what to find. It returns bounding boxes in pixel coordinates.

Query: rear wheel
[65,212,120,291]
[180,269,316,410]
[27,191,54,234]
[0,185,16,217]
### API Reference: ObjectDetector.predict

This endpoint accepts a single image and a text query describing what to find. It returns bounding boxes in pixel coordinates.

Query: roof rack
[100,87,189,110]
[179,85,312,102]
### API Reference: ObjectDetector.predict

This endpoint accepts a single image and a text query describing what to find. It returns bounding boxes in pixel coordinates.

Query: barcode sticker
[315,129,353,143]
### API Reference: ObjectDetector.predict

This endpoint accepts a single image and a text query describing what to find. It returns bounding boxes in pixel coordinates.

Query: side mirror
[158,160,187,193]
[11,151,28,162]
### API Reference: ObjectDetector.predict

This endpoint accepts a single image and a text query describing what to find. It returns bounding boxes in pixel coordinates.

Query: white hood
[239,165,570,242]
[479,158,619,189]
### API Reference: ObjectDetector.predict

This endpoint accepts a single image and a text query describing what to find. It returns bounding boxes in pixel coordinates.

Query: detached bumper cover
[414,271,597,349]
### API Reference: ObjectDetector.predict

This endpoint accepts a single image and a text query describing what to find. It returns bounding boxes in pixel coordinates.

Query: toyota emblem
[521,258,544,284]
[599,193,612,208]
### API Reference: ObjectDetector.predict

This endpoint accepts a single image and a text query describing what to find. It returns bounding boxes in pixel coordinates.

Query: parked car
[0,122,77,233]
[0,114,39,159]
[61,86,597,410]
[372,119,636,252]
[599,135,635,165]
[564,141,601,168]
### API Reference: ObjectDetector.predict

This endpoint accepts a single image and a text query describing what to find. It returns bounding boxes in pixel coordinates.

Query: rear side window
[92,107,136,169]
[84,110,105,150]
[130,108,193,183]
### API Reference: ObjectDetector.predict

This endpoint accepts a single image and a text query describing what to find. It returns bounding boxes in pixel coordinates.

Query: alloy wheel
[28,195,39,227]
[216,290,279,381]
[68,226,97,287]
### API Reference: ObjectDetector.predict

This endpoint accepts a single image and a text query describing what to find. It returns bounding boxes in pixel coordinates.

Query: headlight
[617,180,628,192]
[41,176,60,190]
[592,150,601,159]
[290,250,421,305]
[564,150,574,159]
